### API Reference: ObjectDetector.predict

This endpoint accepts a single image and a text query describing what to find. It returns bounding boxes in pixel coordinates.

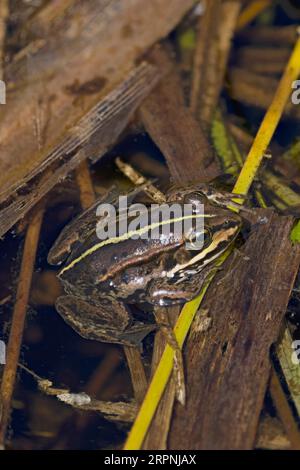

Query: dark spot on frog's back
[64,77,107,96]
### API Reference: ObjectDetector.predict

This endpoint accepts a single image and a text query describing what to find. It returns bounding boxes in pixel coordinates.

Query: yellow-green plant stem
[233,36,300,196]
[236,1,272,31]
[124,33,300,452]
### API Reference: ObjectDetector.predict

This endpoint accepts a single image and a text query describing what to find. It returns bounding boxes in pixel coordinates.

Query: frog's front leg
[55,295,155,346]
[153,307,185,406]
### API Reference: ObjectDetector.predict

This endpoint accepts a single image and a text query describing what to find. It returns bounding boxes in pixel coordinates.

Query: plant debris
[1,0,300,453]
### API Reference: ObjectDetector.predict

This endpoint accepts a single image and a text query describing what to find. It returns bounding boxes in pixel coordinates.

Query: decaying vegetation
[0,0,300,450]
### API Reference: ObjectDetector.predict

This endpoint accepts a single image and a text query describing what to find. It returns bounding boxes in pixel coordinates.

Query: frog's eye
[184,192,203,206]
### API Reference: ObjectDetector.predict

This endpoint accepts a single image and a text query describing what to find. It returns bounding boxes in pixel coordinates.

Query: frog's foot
[56,295,154,347]
[153,307,185,406]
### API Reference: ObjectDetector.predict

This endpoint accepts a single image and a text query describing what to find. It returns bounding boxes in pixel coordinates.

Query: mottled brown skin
[48,185,241,346]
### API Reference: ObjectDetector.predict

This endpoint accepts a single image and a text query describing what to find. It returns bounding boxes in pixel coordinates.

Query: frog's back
[59,227,183,287]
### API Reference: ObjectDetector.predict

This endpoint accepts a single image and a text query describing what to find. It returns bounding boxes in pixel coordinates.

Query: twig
[236,0,272,31]
[238,25,298,46]
[228,67,300,120]
[58,394,137,423]
[123,347,148,404]
[190,0,241,131]
[75,158,96,209]
[190,0,222,127]
[139,45,219,183]
[0,206,44,447]
[0,0,8,80]
[19,363,137,423]
[235,46,290,75]
[115,157,166,203]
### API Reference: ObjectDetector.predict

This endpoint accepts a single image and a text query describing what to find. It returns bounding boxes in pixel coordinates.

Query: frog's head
[167,184,242,255]
[167,205,242,278]
[167,183,244,210]
[184,204,241,253]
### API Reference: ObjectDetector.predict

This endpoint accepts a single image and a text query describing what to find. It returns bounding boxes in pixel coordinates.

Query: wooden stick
[0,206,44,447]
[236,0,272,31]
[228,67,300,120]
[140,46,219,184]
[190,0,241,131]
[75,158,96,210]
[0,0,8,80]
[115,157,166,204]
[238,25,298,46]
[124,347,148,405]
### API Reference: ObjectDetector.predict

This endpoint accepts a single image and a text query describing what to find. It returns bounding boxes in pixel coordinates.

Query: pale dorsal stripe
[166,226,237,278]
[60,213,213,275]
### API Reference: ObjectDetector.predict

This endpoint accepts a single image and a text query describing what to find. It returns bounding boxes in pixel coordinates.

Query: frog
[48,183,242,404]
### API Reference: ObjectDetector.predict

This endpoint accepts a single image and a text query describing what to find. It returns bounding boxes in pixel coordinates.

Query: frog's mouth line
[165,224,239,279]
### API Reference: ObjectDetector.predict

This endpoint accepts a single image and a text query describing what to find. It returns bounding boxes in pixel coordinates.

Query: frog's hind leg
[153,307,185,406]
[55,295,154,346]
